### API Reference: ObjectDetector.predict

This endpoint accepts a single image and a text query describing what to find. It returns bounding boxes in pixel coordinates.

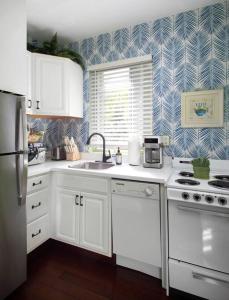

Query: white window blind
[89,61,153,147]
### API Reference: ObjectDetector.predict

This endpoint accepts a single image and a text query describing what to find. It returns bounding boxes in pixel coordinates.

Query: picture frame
[181,89,224,128]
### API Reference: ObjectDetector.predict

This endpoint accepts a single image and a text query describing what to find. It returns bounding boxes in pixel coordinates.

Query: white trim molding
[87,55,152,71]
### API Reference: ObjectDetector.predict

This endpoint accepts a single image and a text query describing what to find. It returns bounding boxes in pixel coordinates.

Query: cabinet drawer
[27,188,48,223]
[169,259,229,300]
[27,215,49,253]
[27,174,49,193]
[56,173,108,194]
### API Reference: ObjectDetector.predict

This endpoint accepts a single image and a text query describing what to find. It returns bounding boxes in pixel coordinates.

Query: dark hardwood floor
[7,240,200,300]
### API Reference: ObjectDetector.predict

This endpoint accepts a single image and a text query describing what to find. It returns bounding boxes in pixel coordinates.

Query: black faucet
[86,133,111,163]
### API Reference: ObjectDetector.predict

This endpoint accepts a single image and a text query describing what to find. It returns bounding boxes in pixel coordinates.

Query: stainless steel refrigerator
[0,91,27,299]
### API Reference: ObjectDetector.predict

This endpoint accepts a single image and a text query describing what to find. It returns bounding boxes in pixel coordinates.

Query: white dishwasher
[112,179,161,277]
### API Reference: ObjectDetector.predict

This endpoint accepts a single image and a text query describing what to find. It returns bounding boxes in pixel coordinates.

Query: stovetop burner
[214,175,229,181]
[179,171,194,177]
[208,180,229,190]
[175,179,200,186]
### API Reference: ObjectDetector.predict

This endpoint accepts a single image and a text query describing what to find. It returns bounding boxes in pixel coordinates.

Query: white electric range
[167,158,229,300]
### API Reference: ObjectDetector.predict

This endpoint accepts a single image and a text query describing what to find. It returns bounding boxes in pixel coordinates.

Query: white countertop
[28,160,172,184]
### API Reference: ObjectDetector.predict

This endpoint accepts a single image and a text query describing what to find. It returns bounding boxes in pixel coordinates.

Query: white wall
[0,0,26,95]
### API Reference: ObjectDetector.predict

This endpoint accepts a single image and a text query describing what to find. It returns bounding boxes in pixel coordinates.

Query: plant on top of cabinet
[28,33,85,70]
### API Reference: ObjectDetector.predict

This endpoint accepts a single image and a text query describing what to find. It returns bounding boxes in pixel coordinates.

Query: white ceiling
[27,0,219,42]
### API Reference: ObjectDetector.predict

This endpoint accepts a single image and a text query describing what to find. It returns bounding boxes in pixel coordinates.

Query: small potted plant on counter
[192,157,210,180]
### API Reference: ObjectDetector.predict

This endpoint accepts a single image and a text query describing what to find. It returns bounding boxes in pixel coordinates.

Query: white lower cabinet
[55,184,110,256]
[56,189,80,244]
[26,173,111,256]
[80,192,108,253]
[26,174,50,253]
[26,188,48,223]
[27,215,49,253]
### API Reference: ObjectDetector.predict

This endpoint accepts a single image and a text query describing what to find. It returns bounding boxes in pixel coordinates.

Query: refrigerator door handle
[16,154,22,205]
[16,97,28,206]
[15,153,27,206]
[16,97,27,152]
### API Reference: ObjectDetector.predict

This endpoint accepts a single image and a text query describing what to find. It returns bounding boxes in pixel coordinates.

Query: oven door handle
[177,205,229,218]
[192,271,229,288]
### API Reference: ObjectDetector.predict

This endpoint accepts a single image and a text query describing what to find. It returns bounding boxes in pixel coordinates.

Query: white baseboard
[116,255,161,278]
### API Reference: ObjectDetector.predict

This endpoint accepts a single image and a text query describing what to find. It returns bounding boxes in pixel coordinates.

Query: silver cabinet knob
[145,187,153,196]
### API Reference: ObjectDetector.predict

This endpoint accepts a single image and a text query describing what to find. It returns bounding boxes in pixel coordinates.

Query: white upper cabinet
[26,51,32,114]
[0,0,27,95]
[30,53,83,117]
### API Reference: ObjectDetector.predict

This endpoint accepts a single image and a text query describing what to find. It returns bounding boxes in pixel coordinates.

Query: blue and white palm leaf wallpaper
[200,3,225,34]
[175,11,197,39]
[152,17,172,45]
[80,38,94,60]
[174,127,198,156]
[153,66,172,97]
[187,31,211,67]
[163,37,184,70]
[214,24,229,62]
[163,91,181,125]
[199,128,226,156]
[114,28,129,53]
[97,33,111,57]
[29,1,229,159]
[153,119,172,137]
[200,58,225,88]
[175,63,197,92]
[132,23,150,50]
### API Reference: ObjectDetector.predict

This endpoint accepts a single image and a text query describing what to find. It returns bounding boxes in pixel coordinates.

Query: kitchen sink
[69,161,115,170]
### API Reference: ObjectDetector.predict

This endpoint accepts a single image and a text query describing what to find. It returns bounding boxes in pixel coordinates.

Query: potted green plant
[192,157,210,179]
[28,33,85,70]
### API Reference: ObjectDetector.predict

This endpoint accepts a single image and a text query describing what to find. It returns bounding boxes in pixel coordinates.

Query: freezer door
[0,92,27,154]
[0,154,27,299]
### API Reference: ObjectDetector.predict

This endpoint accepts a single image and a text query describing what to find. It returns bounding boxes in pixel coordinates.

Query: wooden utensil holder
[66,152,80,161]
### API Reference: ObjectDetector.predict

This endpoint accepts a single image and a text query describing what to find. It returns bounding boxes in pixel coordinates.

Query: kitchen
[0,0,229,299]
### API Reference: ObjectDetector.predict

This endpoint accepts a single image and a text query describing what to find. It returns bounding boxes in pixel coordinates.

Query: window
[89,60,153,147]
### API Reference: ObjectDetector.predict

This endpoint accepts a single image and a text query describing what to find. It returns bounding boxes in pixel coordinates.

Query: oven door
[169,200,229,274]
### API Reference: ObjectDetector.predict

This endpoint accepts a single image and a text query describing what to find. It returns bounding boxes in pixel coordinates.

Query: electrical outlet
[162,136,170,146]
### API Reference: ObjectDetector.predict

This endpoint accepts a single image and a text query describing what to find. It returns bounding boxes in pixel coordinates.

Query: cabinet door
[66,60,83,118]
[56,189,80,244]
[32,53,67,115]
[26,51,33,114]
[79,192,108,254]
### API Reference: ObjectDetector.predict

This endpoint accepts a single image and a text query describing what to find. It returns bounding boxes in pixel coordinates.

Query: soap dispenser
[116,147,122,165]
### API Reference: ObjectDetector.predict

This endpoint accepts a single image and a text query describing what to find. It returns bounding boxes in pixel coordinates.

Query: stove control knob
[193,194,201,201]
[205,195,214,203]
[182,192,190,200]
[218,197,227,206]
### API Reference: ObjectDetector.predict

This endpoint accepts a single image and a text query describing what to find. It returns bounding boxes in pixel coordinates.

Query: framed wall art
[181,89,224,128]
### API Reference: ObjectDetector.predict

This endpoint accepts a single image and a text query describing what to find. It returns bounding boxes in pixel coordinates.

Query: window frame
[88,55,153,149]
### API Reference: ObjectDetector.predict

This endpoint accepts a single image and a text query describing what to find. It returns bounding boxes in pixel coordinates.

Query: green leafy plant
[192,157,210,168]
[27,33,85,70]
[192,157,210,179]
